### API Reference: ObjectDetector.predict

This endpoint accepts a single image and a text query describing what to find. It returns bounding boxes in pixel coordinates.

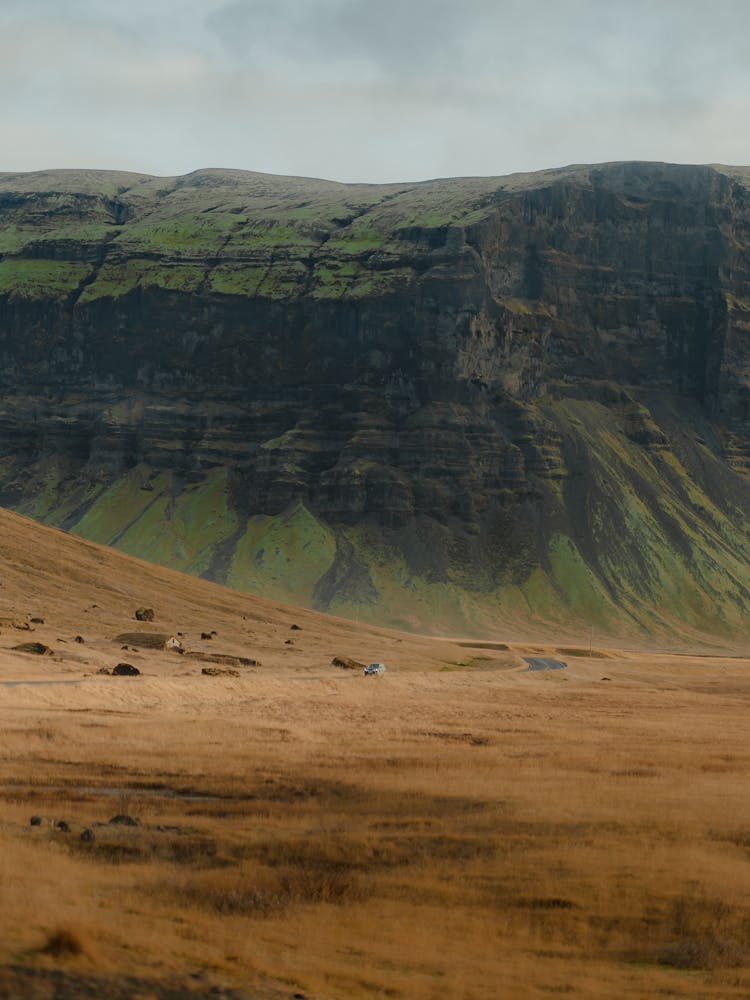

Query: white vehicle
[363,662,386,676]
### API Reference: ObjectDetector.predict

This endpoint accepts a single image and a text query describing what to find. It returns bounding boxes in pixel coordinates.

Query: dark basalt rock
[0,163,747,636]
[12,642,52,655]
[112,662,140,676]
[109,814,139,826]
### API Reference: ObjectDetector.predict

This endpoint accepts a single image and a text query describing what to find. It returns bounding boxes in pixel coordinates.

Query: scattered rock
[39,928,86,958]
[165,636,183,651]
[200,632,213,640]
[109,814,140,827]
[30,617,45,624]
[184,651,258,667]
[211,630,217,636]
[331,655,366,670]
[97,667,112,675]
[74,635,85,643]
[80,828,95,843]
[30,815,42,826]
[601,676,612,681]
[290,624,302,631]
[121,645,129,650]
[113,663,140,676]
[115,632,169,649]
[285,639,294,645]
[201,667,240,677]
[12,641,53,656]
[12,622,32,631]
[134,607,154,622]
[55,820,70,833]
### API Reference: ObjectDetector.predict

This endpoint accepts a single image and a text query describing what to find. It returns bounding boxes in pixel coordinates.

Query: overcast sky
[2,0,749,183]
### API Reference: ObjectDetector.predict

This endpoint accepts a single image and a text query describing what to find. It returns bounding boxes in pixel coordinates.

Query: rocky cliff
[0,161,748,638]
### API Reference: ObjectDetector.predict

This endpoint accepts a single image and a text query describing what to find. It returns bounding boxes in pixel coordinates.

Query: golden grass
[3,664,750,998]
[1,505,749,995]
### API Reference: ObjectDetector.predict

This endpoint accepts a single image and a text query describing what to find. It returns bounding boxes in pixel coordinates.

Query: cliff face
[0,161,748,638]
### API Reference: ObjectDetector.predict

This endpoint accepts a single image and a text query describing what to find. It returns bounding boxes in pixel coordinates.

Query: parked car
[363,662,386,676]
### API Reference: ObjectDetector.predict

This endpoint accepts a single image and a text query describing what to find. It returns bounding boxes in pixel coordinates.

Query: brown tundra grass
[3,651,750,998]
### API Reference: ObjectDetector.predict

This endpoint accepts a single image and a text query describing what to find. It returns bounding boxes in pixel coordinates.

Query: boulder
[109,814,139,826]
[331,655,366,670]
[12,641,52,655]
[115,632,168,649]
[112,662,140,676]
[134,607,154,622]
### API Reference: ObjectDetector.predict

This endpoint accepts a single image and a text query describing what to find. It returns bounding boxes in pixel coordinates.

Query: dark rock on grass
[12,641,53,655]
[38,928,85,958]
[112,662,140,676]
[74,635,84,643]
[109,814,140,826]
[115,632,169,649]
[30,815,42,826]
[331,655,365,670]
[201,667,240,677]
[134,607,154,622]
[183,652,258,667]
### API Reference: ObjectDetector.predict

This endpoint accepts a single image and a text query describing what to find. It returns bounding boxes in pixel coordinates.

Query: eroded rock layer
[0,161,748,636]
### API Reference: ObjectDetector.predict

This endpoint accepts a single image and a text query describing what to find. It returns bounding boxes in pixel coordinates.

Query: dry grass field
[2,508,750,998]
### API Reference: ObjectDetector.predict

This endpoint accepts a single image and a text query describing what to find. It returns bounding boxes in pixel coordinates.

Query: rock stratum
[0,161,748,638]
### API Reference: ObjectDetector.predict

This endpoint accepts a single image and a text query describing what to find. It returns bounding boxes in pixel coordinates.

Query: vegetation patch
[0,259,92,299]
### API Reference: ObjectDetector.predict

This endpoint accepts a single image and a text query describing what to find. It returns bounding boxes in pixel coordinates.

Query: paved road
[523,657,567,672]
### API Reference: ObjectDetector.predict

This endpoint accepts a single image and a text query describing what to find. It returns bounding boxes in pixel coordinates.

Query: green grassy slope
[8,393,746,642]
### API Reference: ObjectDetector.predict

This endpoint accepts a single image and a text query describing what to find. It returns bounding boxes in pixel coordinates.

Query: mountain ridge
[0,160,748,638]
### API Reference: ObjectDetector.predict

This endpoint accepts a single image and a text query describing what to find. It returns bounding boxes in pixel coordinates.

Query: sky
[2,0,750,183]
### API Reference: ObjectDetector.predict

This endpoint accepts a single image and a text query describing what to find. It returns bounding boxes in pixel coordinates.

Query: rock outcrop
[0,162,748,637]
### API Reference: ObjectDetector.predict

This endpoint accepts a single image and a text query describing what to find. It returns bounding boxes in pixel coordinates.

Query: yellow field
[1,508,750,998]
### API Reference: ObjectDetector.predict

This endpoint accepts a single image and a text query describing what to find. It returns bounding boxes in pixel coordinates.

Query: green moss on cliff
[227,502,336,605]
[208,265,265,297]
[0,259,92,299]
[70,467,239,576]
[79,259,205,300]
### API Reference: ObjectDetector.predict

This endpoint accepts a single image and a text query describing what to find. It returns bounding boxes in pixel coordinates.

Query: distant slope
[0,505,465,671]
[0,162,748,638]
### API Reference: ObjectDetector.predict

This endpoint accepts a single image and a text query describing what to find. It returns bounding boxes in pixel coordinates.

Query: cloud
[0,0,749,180]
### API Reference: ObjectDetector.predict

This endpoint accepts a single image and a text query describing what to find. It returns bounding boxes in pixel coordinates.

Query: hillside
[0,162,748,638]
